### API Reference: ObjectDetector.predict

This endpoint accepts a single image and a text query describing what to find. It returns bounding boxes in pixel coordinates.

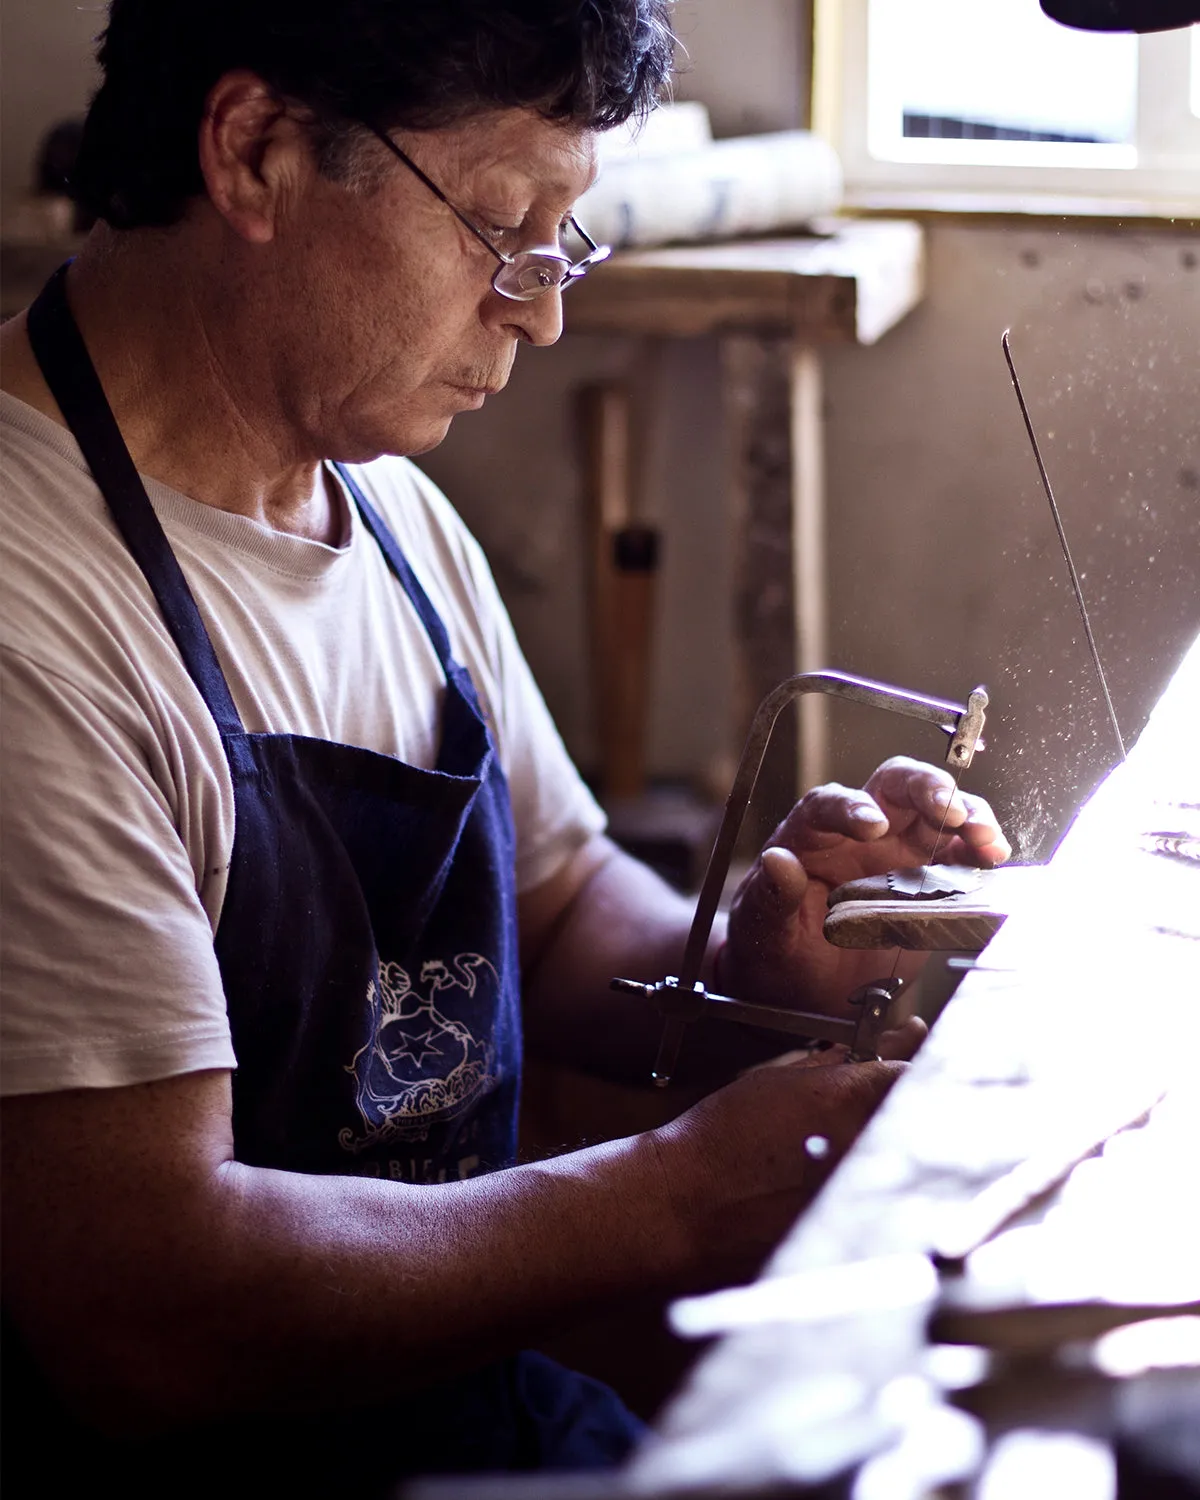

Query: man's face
[259,108,599,461]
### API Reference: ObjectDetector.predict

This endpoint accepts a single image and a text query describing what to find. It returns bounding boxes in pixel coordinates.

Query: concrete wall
[6,1,1198,862]
[427,6,1200,860]
[819,224,1200,858]
[1,2,99,208]
[426,221,1200,863]
[669,0,811,135]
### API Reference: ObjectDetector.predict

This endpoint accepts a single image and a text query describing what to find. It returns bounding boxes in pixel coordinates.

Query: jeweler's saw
[611,671,989,1086]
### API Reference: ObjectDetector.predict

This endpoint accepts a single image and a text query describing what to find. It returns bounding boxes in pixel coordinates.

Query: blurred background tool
[580,379,660,804]
[580,377,721,892]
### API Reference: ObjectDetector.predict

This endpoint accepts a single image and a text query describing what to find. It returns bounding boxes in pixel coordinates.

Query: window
[1192,22,1200,114]
[816,0,1200,210]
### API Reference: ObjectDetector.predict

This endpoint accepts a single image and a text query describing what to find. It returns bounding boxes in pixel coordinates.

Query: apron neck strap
[26,263,245,738]
[332,463,458,674]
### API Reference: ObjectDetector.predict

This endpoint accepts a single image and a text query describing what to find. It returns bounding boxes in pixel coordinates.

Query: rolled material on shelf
[576,131,844,250]
[596,99,714,163]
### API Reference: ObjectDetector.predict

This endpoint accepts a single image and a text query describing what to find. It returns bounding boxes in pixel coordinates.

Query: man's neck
[0,222,339,544]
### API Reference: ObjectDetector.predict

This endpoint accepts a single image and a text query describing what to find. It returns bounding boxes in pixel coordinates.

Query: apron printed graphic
[339,955,499,1151]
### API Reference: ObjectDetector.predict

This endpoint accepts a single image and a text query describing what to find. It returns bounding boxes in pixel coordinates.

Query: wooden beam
[566,221,924,344]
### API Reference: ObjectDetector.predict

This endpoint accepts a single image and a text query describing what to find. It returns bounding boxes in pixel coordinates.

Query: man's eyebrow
[517,149,599,204]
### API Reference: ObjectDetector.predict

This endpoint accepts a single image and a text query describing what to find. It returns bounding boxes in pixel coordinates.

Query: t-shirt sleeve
[0,646,236,1096]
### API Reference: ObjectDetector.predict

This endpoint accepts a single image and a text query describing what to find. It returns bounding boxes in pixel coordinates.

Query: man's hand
[723,756,1011,1019]
[652,1024,918,1289]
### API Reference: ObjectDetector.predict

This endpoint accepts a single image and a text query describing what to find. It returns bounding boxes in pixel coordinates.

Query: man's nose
[494,287,564,348]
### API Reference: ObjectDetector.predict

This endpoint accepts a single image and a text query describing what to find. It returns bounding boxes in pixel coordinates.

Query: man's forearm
[520,843,790,1086]
[208,1138,685,1415]
[2,1075,688,1435]
[519,842,712,1077]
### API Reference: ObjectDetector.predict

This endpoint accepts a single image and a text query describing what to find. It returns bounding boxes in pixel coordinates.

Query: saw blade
[888,864,985,899]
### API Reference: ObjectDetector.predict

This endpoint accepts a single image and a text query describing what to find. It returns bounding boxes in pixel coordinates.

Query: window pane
[868,0,1138,163]
[1192,25,1199,118]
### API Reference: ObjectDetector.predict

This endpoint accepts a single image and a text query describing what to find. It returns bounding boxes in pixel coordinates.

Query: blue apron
[2,264,644,1496]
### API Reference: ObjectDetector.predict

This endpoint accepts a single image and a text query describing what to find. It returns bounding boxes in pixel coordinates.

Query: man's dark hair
[72,0,677,230]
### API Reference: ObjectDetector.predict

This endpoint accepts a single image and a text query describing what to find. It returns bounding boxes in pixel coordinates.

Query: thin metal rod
[1001,330,1126,762]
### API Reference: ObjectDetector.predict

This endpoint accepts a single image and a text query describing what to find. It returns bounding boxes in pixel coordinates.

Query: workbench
[625,628,1200,1499]
[565,219,925,806]
[407,631,1200,1500]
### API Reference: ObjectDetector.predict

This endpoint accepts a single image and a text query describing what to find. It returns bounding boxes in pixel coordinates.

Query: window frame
[814,0,1200,213]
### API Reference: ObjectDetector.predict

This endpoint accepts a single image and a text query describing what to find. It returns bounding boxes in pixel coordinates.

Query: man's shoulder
[0,393,191,727]
[0,393,125,636]
[1,389,97,502]
[1,390,114,543]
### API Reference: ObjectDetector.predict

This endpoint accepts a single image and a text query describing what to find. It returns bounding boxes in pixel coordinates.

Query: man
[0,2,1009,1492]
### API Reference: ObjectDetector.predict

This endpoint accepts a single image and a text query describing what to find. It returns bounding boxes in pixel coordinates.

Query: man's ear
[197,70,315,244]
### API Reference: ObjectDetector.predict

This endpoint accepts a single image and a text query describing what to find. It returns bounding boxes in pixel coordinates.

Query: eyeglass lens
[493,254,572,300]
[492,241,611,302]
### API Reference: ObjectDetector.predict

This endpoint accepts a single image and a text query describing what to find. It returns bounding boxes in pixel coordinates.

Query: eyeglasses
[363,122,611,302]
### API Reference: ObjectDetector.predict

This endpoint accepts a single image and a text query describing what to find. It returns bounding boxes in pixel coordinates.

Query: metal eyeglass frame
[363,121,611,301]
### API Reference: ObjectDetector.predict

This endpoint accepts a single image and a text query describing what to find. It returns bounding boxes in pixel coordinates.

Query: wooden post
[724,335,829,843]
[791,341,830,788]
[579,382,661,801]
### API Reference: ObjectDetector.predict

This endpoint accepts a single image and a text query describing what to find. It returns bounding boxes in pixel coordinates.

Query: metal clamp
[611,973,906,1085]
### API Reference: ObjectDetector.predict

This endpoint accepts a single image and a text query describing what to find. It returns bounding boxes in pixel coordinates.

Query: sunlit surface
[868,0,1138,166]
[977,1430,1115,1500]
[1095,1316,1200,1379]
[852,1390,982,1500]
[629,634,1200,1499]
[961,1086,1200,1308]
[669,1253,937,1337]
[1193,27,1200,117]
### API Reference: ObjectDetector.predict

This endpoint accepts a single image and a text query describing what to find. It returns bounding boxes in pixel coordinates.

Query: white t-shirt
[0,392,604,1096]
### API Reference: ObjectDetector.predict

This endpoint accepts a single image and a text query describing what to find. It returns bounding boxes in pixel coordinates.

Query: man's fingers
[743,1051,908,1140]
[798,1057,909,1147]
[760,765,1008,863]
[955,792,1013,865]
[864,759,1012,866]
[772,785,889,850]
[874,1014,927,1062]
[759,845,809,903]
[665,1056,911,1281]
[724,844,830,1002]
[866,756,969,827]
[925,791,1011,866]
[852,1057,909,1095]
[732,846,811,936]
[748,1043,849,1073]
